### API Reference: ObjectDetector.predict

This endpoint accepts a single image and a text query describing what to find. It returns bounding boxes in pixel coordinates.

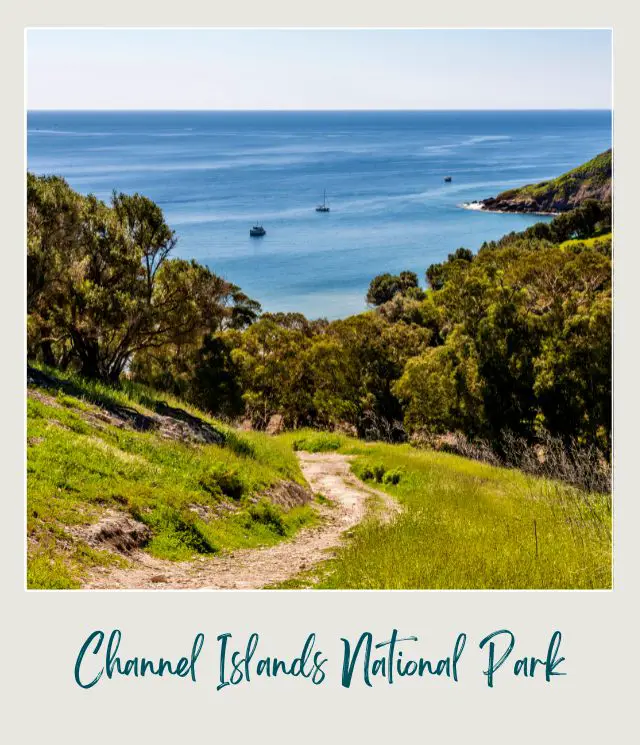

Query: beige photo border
[2,3,639,742]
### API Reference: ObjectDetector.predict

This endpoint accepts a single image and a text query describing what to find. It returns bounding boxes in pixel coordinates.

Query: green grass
[559,232,612,250]
[27,368,315,588]
[27,539,128,590]
[494,149,612,206]
[277,432,611,590]
[28,378,612,590]
[292,432,343,453]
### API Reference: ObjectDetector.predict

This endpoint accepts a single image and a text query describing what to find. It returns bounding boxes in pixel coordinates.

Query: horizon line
[27,107,613,113]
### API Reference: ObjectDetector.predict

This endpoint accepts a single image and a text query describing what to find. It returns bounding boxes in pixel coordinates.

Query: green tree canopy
[27,174,259,381]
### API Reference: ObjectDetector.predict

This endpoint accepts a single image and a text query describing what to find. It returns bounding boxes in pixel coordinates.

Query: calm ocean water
[27,110,611,318]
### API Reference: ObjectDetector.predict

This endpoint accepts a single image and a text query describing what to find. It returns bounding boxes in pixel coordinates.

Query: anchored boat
[444,176,452,183]
[249,224,266,237]
[315,189,330,213]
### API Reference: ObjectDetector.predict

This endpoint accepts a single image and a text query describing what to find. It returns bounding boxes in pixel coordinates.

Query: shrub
[148,505,217,555]
[383,469,402,485]
[372,464,387,483]
[199,463,244,500]
[358,466,374,481]
[356,463,389,483]
[247,499,286,535]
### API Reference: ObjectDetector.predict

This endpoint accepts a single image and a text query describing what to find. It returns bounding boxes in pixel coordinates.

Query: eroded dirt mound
[70,509,151,554]
[259,480,314,509]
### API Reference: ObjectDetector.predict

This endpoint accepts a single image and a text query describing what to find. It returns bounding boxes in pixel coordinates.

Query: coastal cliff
[472,149,612,214]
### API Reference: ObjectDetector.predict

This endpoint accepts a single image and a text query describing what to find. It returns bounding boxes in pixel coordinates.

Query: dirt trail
[84,452,397,590]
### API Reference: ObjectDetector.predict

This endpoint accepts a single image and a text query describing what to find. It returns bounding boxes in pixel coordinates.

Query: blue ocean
[27,110,611,318]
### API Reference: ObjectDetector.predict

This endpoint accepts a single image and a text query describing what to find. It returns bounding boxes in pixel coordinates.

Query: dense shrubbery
[480,199,611,251]
[27,174,259,381]
[28,174,611,461]
[396,229,611,455]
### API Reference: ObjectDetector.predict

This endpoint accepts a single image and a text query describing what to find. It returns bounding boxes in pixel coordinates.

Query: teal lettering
[74,630,105,689]
[479,629,515,688]
[341,633,373,688]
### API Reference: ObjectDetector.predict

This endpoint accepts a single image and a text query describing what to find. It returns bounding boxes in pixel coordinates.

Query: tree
[394,331,485,436]
[111,192,177,302]
[322,314,431,435]
[191,334,244,418]
[366,273,403,306]
[426,248,474,291]
[447,247,474,263]
[226,288,262,330]
[426,262,446,291]
[367,270,424,306]
[27,174,260,382]
[531,250,612,453]
[128,261,260,394]
[229,318,314,428]
[408,237,611,450]
[45,192,142,380]
[27,174,86,366]
[398,270,420,291]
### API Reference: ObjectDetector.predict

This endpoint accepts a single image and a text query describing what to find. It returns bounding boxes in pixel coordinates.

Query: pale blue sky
[27,29,612,110]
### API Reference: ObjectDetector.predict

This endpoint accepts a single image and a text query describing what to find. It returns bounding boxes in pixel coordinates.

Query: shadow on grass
[27,364,225,445]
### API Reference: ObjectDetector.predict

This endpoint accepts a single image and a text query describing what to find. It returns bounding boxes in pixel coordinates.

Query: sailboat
[315,190,330,213]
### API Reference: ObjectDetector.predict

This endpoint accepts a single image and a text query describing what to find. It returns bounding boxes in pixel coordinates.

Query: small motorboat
[315,189,330,213]
[249,224,266,237]
[444,176,452,183]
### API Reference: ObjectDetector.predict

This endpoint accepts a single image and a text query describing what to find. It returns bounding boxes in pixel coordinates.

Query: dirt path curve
[84,452,397,590]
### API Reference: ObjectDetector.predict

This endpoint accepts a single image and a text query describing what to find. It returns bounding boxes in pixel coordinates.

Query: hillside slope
[26,368,612,590]
[476,149,612,214]
[27,365,317,589]
[276,432,612,590]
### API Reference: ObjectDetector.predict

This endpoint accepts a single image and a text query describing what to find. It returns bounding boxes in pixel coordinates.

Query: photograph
[26,28,612,591]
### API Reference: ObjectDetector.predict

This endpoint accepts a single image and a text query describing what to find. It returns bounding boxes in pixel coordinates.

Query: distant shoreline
[460,201,558,217]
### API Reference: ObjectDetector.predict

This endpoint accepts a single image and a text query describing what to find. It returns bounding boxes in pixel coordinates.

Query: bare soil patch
[69,509,151,555]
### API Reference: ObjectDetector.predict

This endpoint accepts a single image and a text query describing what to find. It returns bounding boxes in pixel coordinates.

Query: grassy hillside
[27,370,612,590]
[481,149,612,213]
[27,365,316,589]
[277,432,612,590]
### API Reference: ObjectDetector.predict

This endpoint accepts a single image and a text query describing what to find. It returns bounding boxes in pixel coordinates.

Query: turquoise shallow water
[27,110,611,318]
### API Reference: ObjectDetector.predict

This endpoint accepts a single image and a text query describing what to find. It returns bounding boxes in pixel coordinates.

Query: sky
[27,29,612,110]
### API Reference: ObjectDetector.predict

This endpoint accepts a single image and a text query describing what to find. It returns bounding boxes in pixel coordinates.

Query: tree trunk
[40,339,56,367]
